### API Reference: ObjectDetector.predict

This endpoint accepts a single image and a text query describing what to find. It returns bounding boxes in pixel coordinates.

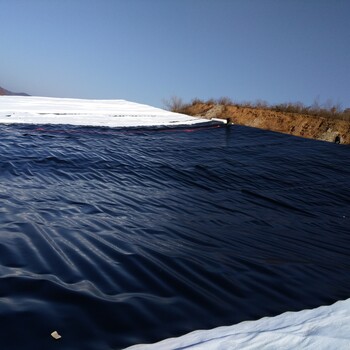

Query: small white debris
[51,331,62,340]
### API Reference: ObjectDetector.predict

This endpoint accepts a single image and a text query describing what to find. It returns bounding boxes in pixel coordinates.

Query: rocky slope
[179,103,350,145]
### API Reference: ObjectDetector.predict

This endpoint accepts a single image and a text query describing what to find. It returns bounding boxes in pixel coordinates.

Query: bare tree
[162,96,185,112]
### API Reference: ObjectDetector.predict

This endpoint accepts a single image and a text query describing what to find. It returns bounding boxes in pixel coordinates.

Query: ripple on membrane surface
[0,117,349,349]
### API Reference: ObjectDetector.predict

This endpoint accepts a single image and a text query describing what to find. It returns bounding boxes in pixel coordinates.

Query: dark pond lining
[0,123,349,349]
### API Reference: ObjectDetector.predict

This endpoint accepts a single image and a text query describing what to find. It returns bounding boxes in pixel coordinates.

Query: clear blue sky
[1,0,349,108]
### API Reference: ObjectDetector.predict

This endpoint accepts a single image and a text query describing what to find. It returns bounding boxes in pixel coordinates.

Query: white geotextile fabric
[0,96,208,127]
[125,298,350,349]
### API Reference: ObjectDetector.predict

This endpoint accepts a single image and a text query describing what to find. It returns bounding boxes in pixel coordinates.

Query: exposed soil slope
[180,103,350,144]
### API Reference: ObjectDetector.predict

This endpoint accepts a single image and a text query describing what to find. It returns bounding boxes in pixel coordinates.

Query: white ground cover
[125,298,350,349]
[0,96,209,127]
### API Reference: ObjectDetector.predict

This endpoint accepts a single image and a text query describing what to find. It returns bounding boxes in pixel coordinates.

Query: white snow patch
[125,298,350,349]
[0,96,209,127]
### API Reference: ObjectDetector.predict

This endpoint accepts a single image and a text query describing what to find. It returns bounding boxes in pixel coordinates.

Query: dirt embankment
[180,103,350,145]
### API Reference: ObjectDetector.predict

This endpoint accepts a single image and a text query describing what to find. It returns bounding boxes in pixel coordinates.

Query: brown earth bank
[179,103,350,145]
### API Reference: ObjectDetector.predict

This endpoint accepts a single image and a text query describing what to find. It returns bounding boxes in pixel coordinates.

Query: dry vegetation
[163,96,350,144]
[164,96,350,121]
